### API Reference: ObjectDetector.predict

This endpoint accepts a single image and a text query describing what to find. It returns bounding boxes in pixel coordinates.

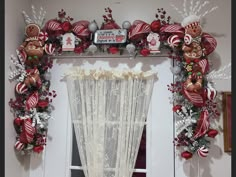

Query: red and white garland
[9,3,221,159]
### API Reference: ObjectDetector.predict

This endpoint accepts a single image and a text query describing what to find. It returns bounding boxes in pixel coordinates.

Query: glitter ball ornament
[122,21,131,29]
[88,21,98,33]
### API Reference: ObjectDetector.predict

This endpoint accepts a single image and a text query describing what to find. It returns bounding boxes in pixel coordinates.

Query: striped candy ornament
[14,140,25,151]
[26,91,39,111]
[15,82,28,94]
[197,146,209,157]
[46,20,62,31]
[128,20,151,40]
[72,21,90,38]
[44,43,55,55]
[167,35,181,48]
[38,31,48,41]
[184,34,192,45]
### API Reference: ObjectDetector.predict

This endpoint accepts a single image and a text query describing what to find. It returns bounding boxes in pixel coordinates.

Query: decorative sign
[62,33,75,51]
[94,29,127,44]
[147,32,161,54]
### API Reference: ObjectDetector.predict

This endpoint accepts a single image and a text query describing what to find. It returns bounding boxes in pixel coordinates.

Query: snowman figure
[147,32,160,54]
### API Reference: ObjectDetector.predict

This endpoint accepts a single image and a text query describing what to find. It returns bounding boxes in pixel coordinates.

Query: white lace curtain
[66,68,156,177]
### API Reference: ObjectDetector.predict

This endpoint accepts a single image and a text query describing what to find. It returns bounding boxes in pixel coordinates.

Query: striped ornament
[197,146,209,157]
[26,91,39,110]
[38,31,48,41]
[128,20,151,40]
[14,140,25,151]
[184,34,192,45]
[44,43,55,55]
[72,21,90,38]
[46,20,62,31]
[15,82,28,94]
[167,35,181,48]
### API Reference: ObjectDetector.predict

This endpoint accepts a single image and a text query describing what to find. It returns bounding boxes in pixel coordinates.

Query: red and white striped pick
[15,82,28,94]
[44,43,55,55]
[19,49,27,62]
[72,20,90,38]
[128,20,151,40]
[167,35,181,48]
[184,34,192,45]
[205,83,217,100]
[46,20,62,31]
[193,110,209,139]
[197,146,209,157]
[198,59,209,74]
[26,91,39,111]
[38,31,48,41]
[21,118,35,143]
[14,140,25,151]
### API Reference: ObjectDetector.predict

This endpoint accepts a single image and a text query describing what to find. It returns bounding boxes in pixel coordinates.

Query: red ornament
[172,105,182,112]
[74,46,84,54]
[207,129,218,138]
[61,21,72,32]
[33,145,44,153]
[14,117,23,126]
[150,20,161,33]
[37,100,49,108]
[109,47,119,54]
[140,48,150,56]
[181,151,193,160]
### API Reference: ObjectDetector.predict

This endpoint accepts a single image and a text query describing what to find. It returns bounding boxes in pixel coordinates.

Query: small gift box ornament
[147,32,160,54]
[62,33,75,51]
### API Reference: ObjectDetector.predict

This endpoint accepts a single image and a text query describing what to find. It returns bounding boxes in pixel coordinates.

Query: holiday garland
[9,1,221,159]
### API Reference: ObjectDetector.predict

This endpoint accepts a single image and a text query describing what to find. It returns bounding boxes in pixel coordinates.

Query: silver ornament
[88,44,97,54]
[88,20,98,33]
[170,66,181,75]
[126,43,136,54]
[122,21,131,29]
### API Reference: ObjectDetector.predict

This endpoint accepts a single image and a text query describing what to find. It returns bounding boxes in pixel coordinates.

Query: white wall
[5,0,32,177]
[5,0,231,177]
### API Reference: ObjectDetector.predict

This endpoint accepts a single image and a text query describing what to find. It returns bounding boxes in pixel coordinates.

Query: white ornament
[88,21,98,33]
[122,21,131,29]
[126,43,136,54]
[88,44,98,54]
